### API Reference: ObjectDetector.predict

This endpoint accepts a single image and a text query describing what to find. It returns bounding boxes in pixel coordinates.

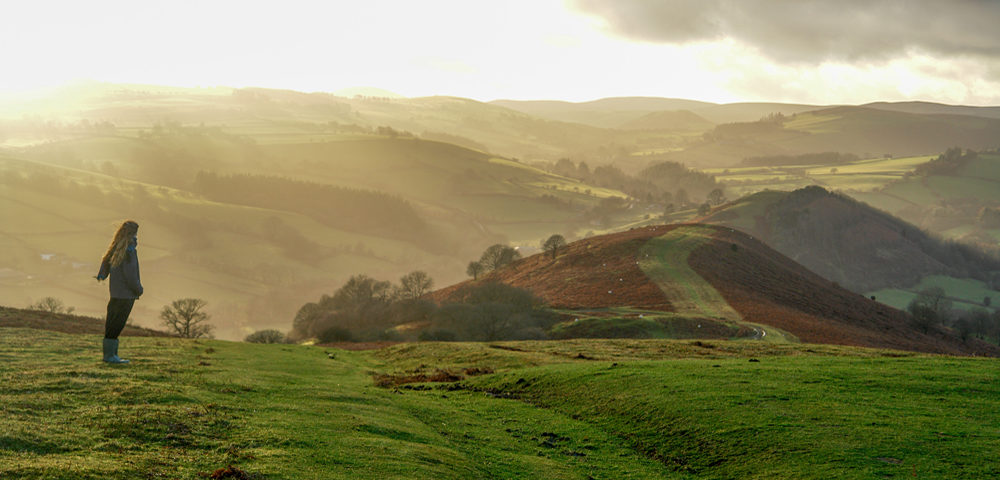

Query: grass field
[868,275,997,313]
[706,154,934,196]
[2,328,998,479]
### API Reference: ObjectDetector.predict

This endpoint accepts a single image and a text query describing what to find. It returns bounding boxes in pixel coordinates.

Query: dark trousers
[105,298,135,339]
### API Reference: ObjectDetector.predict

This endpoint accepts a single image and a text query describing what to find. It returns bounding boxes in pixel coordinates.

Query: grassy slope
[638,226,796,342]
[473,356,1000,479]
[4,328,999,479]
[638,226,740,322]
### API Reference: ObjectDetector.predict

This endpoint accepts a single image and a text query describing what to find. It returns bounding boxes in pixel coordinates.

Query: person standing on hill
[94,220,143,364]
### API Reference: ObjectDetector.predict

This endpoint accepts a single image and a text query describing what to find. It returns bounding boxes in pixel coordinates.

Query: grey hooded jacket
[96,237,143,299]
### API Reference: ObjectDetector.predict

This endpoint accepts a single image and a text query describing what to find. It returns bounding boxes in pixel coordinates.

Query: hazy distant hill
[864,101,1000,120]
[700,186,1000,293]
[431,224,995,355]
[333,86,405,98]
[691,102,823,123]
[652,106,1000,168]
[617,109,714,131]
[0,127,637,339]
[491,97,822,127]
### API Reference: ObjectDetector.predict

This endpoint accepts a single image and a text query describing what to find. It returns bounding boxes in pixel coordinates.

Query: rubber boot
[103,338,129,364]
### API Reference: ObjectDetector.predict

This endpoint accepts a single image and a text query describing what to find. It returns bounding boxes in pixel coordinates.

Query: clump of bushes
[244,329,287,344]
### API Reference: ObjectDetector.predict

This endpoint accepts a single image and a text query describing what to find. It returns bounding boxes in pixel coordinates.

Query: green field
[868,275,997,313]
[707,154,934,196]
[3,329,998,479]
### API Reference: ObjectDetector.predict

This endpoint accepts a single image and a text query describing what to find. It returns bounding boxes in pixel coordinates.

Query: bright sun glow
[1,0,998,105]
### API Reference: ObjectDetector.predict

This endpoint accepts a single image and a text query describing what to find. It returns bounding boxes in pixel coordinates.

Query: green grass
[471,355,1000,479]
[635,226,795,343]
[638,226,741,322]
[710,155,935,195]
[547,313,742,340]
[956,154,1000,180]
[0,329,672,479]
[5,328,999,479]
[868,275,997,312]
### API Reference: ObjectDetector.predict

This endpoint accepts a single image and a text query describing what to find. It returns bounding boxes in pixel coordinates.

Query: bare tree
[397,270,433,300]
[160,298,214,338]
[466,261,484,280]
[479,244,521,271]
[29,297,74,314]
[542,234,567,260]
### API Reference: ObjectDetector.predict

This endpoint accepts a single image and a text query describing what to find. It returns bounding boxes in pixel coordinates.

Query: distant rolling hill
[617,110,714,132]
[491,97,823,128]
[699,186,1000,293]
[0,129,640,340]
[654,106,1000,168]
[864,101,1000,120]
[431,224,996,356]
[489,97,717,129]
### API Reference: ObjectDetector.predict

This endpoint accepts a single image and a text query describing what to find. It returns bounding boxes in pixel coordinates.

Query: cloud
[570,0,1000,64]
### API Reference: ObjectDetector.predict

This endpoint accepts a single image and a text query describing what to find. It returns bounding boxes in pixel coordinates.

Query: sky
[2,0,999,105]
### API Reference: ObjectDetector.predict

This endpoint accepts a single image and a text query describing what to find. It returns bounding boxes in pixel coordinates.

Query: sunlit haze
[3,0,999,105]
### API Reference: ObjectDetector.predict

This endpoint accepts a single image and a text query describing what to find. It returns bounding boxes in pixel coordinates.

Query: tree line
[907,287,1000,344]
[544,157,723,211]
[290,269,556,343]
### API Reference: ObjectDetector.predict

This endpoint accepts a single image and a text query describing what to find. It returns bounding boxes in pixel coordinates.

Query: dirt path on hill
[638,225,742,323]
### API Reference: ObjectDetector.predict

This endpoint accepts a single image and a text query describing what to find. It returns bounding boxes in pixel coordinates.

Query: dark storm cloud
[571,0,1000,63]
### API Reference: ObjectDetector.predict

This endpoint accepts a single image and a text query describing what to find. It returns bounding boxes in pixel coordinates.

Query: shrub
[244,329,286,344]
[317,326,353,343]
[28,297,74,314]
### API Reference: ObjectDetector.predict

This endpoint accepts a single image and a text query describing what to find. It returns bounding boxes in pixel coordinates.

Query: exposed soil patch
[374,365,495,388]
[373,369,464,388]
[206,465,252,479]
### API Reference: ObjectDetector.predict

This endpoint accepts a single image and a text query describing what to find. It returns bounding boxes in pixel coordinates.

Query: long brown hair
[101,220,139,267]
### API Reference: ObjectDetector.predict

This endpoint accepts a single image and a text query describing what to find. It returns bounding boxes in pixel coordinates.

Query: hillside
[490,97,821,127]
[863,101,1000,120]
[652,106,1000,168]
[0,128,642,339]
[431,223,997,356]
[489,97,717,128]
[1,84,681,165]
[3,326,999,479]
[700,186,1000,293]
[617,110,714,132]
[0,306,170,337]
[851,151,1000,244]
